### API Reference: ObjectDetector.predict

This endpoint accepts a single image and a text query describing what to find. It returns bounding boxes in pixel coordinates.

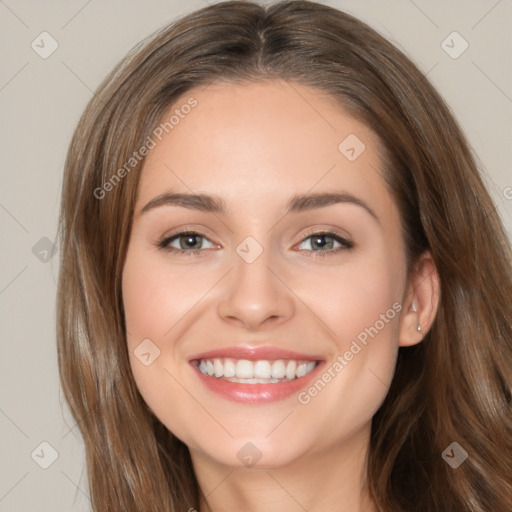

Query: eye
[157,229,353,258]
[296,231,353,258]
[158,231,216,255]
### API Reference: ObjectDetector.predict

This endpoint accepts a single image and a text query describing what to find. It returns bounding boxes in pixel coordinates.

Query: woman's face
[122,80,415,469]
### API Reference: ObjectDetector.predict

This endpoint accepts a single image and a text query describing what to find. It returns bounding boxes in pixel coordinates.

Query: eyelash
[157,229,354,259]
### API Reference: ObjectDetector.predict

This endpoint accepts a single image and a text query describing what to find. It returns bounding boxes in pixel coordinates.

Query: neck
[191,424,377,512]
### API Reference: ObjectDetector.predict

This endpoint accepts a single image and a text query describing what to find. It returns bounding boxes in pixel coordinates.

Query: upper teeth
[198,358,316,381]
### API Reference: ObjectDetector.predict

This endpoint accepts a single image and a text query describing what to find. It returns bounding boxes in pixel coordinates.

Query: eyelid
[160,225,217,243]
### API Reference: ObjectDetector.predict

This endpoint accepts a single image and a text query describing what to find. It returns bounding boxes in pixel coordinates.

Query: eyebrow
[139,190,379,222]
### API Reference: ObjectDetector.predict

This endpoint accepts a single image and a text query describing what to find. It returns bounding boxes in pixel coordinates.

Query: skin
[122,80,440,512]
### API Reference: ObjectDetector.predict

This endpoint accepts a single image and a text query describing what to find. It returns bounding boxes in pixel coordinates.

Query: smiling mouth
[193,357,318,383]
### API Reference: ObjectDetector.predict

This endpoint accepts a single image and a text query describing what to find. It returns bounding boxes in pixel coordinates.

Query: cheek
[122,249,198,430]
[332,266,399,343]
[289,252,403,349]
[122,248,206,343]
[299,257,405,432]
[121,245,225,417]
[289,254,404,427]
[123,264,168,339]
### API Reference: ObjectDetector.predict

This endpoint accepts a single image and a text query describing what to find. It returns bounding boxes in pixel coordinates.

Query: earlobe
[398,251,440,347]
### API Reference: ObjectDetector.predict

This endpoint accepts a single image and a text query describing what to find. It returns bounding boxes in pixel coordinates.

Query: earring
[417,325,422,332]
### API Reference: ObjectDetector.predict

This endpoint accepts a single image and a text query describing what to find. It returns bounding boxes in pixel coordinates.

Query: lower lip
[192,362,324,404]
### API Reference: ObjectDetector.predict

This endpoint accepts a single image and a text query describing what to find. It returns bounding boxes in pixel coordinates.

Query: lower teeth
[222,376,294,384]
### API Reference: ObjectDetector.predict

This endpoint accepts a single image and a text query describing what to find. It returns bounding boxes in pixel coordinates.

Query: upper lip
[188,346,323,362]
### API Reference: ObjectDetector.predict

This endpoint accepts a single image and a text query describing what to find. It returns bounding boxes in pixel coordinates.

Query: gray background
[0,0,511,510]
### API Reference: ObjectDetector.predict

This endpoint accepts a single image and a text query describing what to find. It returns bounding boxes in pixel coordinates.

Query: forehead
[136,80,393,216]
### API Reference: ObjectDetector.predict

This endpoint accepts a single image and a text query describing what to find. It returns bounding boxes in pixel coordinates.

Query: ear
[398,251,440,347]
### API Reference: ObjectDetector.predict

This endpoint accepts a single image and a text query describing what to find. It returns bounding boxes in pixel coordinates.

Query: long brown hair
[56,1,512,510]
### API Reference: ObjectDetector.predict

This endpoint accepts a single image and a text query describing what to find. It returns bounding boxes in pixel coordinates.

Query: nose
[216,246,295,331]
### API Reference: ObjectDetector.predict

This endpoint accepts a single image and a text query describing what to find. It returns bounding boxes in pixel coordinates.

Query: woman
[56,1,512,511]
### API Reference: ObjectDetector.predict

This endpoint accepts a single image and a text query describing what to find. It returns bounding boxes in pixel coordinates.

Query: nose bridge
[216,237,295,329]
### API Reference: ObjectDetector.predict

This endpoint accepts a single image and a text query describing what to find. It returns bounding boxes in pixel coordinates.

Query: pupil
[183,235,200,249]
[313,235,332,250]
